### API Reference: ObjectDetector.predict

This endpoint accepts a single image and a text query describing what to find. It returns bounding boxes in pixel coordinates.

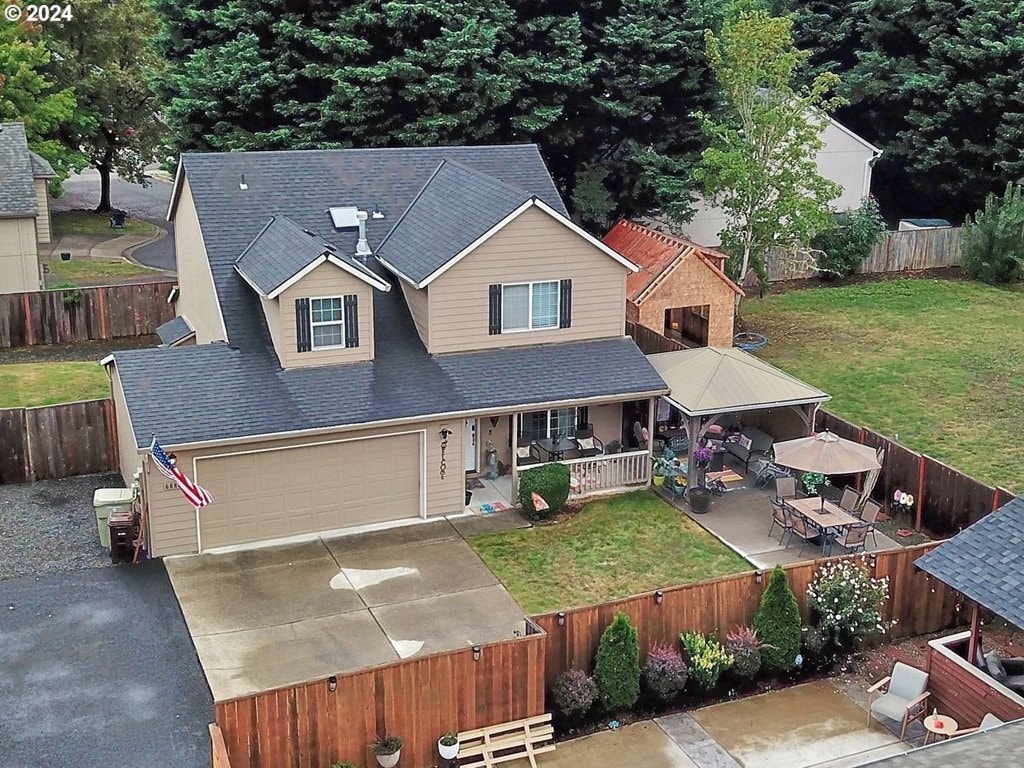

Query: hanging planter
[373,736,403,768]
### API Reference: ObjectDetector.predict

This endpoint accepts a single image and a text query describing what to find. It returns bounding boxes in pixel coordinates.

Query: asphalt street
[52,168,177,271]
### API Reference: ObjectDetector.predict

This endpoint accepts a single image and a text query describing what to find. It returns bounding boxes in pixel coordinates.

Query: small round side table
[923,714,958,744]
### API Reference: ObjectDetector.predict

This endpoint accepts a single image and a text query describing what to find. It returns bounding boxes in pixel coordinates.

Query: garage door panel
[197,433,421,550]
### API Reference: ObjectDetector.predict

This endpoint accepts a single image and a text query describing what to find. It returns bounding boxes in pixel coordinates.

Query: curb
[121,225,169,264]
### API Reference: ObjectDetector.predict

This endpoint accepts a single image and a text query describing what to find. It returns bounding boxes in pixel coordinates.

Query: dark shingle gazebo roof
[916,495,1024,629]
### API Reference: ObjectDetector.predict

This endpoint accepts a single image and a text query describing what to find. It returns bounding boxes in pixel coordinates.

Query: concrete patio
[166,517,529,700]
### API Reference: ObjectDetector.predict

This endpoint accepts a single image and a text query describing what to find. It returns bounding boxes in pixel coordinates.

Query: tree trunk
[96,162,112,212]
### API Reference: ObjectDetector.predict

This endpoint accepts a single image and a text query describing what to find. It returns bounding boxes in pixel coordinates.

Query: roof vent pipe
[355,210,372,260]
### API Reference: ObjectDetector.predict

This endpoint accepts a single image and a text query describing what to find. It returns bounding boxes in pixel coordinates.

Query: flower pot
[438,739,459,760]
[653,474,665,487]
[376,750,401,768]
[465,490,473,506]
[672,481,686,496]
[688,487,711,513]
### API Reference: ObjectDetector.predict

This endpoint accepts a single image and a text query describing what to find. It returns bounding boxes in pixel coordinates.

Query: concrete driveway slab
[0,562,212,768]
[511,722,697,768]
[193,612,398,701]
[371,584,527,655]
[323,518,458,557]
[336,537,500,607]
[166,542,363,635]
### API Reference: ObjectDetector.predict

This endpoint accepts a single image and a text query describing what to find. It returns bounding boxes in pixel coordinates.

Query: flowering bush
[693,446,713,464]
[725,626,767,680]
[681,632,733,690]
[552,669,599,718]
[642,642,688,702]
[808,557,891,648]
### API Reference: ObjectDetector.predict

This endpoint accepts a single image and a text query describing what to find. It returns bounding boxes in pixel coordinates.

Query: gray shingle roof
[155,316,195,346]
[0,123,38,218]
[234,215,385,295]
[858,719,1024,767]
[112,144,665,448]
[28,150,56,179]
[114,335,668,448]
[375,160,534,285]
[916,495,1024,629]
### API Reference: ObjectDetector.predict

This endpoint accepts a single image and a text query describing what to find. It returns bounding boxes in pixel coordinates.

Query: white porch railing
[560,450,650,497]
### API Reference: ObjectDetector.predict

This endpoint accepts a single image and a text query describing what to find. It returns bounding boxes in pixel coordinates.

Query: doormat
[466,478,485,490]
[472,502,510,516]
[705,469,744,483]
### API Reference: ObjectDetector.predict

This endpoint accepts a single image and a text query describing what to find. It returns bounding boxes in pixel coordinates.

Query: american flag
[151,438,214,509]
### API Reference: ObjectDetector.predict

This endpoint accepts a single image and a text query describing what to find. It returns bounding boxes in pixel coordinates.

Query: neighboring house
[103,145,669,556]
[0,123,55,294]
[683,114,883,247]
[604,220,742,348]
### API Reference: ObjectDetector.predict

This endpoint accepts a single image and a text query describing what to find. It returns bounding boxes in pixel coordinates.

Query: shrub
[808,557,891,649]
[594,612,641,711]
[801,624,830,671]
[753,565,802,674]
[642,642,688,702]
[813,198,886,278]
[331,762,356,768]
[54,281,82,306]
[681,632,733,690]
[551,669,599,718]
[725,626,765,680]
[518,463,570,520]
[962,182,1024,284]
[801,472,828,496]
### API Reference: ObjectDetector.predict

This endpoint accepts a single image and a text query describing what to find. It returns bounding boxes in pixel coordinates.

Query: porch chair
[839,486,860,512]
[834,522,870,555]
[515,439,542,467]
[775,476,798,502]
[573,426,604,458]
[767,497,792,544]
[954,713,1003,736]
[633,421,647,450]
[787,510,819,556]
[867,662,930,741]
[860,499,882,547]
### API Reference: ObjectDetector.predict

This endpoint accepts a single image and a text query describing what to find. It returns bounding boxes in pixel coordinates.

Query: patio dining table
[786,497,861,531]
[534,437,576,462]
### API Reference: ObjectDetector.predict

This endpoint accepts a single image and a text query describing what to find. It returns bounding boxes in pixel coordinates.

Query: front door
[465,419,477,472]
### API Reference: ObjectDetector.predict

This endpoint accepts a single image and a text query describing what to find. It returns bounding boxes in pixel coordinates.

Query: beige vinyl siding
[146,417,463,557]
[401,279,429,348]
[33,179,51,244]
[111,367,143,484]
[260,295,285,364]
[0,217,40,294]
[174,177,227,343]
[278,263,374,368]
[427,206,627,354]
[590,402,623,447]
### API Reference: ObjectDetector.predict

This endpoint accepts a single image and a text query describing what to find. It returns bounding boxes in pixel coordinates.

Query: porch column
[810,402,821,435]
[685,413,701,499]
[511,411,519,501]
[967,602,981,664]
[646,397,656,487]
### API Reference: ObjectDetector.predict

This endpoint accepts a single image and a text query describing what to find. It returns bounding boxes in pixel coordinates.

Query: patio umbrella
[773,431,882,475]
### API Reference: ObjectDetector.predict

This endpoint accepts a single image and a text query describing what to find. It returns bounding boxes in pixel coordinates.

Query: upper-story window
[488,278,572,336]
[310,297,345,349]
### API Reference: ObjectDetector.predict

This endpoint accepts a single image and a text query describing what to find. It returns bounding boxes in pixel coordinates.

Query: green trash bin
[93,488,135,549]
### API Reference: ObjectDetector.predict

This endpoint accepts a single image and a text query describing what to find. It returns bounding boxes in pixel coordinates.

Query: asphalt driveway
[0,562,213,767]
[166,518,529,701]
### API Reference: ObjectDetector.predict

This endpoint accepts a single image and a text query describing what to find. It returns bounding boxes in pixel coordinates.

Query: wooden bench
[457,713,555,768]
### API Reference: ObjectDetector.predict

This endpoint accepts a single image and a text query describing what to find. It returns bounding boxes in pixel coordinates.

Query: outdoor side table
[923,714,958,744]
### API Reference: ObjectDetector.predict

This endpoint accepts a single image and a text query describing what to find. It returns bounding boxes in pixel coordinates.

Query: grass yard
[52,210,159,237]
[468,491,750,614]
[0,363,110,407]
[742,278,1024,492]
[44,259,157,283]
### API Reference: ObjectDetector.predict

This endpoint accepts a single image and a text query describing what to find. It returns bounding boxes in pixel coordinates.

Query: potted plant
[438,731,459,760]
[687,485,711,513]
[692,445,713,469]
[801,472,828,496]
[372,736,403,768]
[671,472,687,496]
[652,454,672,487]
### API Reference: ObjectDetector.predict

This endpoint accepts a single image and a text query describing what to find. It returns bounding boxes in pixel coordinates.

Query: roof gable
[234,215,390,297]
[0,123,39,218]
[604,220,742,300]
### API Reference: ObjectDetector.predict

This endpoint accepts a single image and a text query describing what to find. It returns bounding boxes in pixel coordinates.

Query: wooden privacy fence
[0,399,117,484]
[765,227,962,282]
[216,630,547,768]
[625,321,687,354]
[0,280,174,347]
[814,411,1015,537]
[533,543,958,689]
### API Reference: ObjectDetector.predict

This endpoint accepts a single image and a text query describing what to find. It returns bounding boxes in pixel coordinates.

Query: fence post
[915,455,925,531]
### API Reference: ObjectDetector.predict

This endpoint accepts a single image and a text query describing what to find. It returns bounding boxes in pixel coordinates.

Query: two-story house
[104,145,669,556]
[0,122,56,294]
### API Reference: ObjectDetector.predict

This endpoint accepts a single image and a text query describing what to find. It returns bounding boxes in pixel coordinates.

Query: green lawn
[468,491,751,614]
[0,363,110,407]
[52,210,159,237]
[44,259,157,283]
[742,279,1024,492]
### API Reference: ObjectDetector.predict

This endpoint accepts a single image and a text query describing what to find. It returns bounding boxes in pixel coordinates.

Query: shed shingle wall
[637,253,736,347]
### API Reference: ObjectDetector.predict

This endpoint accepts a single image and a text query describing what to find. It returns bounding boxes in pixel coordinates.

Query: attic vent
[329,206,360,229]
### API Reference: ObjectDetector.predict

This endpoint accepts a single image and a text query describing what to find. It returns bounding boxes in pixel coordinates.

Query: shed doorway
[665,305,710,347]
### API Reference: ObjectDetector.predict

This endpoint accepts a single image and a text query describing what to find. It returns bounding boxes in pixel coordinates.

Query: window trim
[500,280,561,333]
[308,295,347,351]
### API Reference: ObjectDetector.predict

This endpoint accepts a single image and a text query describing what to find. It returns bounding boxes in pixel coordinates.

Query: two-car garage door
[195,433,422,551]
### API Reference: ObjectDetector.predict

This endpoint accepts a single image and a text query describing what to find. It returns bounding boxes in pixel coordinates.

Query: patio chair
[515,439,542,467]
[867,662,930,741]
[834,522,870,555]
[767,497,792,544]
[954,713,1003,736]
[775,476,798,502]
[572,426,604,458]
[787,510,819,555]
[839,486,859,512]
[860,499,882,547]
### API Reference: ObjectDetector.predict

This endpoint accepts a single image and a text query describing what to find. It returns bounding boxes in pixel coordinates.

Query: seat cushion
[577,437,595,451]
[870,693,910,721]
[986,651,1008,683]
[889,662,929,699]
